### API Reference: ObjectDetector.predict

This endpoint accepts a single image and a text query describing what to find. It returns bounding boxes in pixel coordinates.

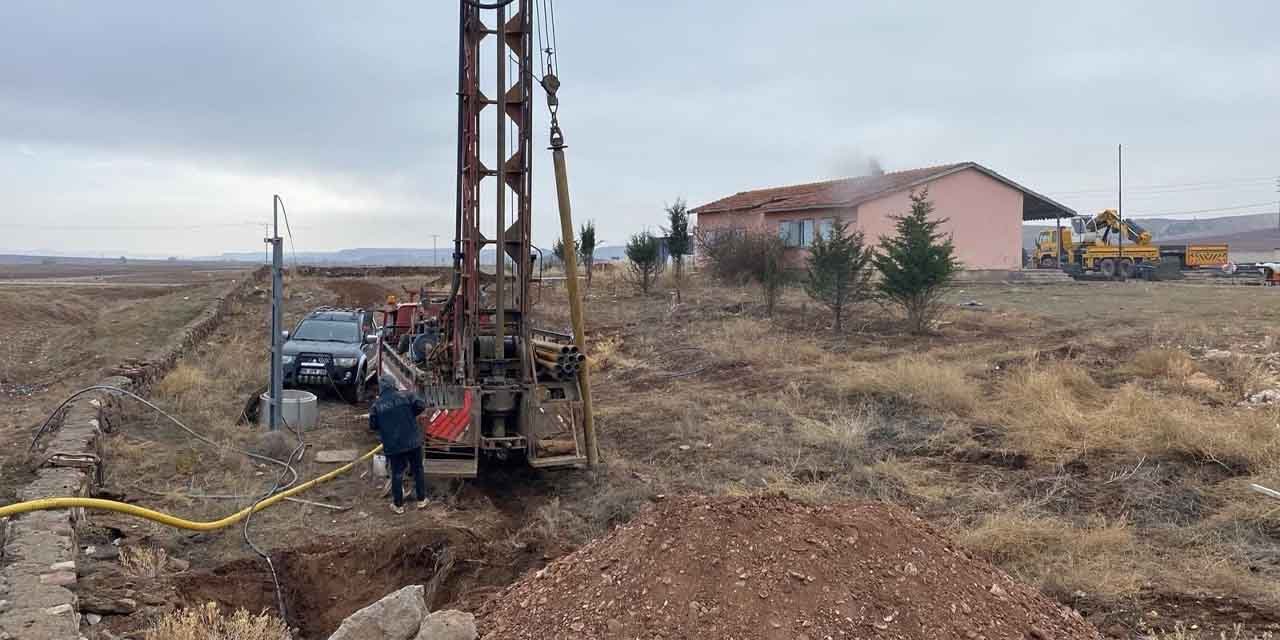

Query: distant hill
[204,244,629,266]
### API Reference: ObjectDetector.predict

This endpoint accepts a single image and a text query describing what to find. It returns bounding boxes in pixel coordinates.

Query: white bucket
[258,389,319,430]
[372,454,389,478]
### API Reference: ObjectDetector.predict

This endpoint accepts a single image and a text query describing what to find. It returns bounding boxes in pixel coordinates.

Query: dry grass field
[0,264,249,505]
[75,269,1280,639]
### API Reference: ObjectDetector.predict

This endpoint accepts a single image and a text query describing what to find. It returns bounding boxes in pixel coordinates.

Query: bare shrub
[696,229,793,316]
[1213,354,1270,399]
[145,602,289,640]
[120,545,169,578]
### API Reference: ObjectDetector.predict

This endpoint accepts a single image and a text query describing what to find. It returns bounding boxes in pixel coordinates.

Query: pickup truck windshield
[293,319,359,343]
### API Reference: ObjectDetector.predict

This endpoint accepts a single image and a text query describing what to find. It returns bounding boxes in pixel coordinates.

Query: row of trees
[552,220,597,287]
[623,199,691,298]
[702,190,959,334]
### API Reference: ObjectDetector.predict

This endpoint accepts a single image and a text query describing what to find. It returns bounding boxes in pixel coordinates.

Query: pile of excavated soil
[479,495,1101,640]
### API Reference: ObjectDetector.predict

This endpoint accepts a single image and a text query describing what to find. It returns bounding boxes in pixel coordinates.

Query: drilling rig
[376,0,596,478]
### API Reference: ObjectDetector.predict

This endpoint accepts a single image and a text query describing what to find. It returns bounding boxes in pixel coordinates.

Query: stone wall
[0,266,266,639]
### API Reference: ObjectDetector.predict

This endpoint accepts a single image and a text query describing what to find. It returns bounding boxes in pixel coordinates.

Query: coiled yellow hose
[0,445,383,531]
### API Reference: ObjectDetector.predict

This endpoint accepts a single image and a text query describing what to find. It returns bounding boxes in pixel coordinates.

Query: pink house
[690,162,1075,271]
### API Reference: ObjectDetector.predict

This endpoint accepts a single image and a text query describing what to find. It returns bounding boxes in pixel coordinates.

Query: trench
[176,528,502,639]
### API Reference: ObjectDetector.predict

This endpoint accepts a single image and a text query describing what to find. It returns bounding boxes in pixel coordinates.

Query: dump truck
[1033,209,1229,277]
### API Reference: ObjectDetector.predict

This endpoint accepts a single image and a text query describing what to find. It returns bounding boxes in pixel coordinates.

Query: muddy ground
[35,270,1280,639]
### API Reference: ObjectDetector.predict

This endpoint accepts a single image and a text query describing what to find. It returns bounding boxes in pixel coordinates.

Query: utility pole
[1117,144,1124,280]
[266,196,284,431]
[431,234,439,266]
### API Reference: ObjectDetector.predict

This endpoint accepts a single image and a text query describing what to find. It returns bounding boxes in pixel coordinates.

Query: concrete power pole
[431,234,440,266]
[266,196,285,431]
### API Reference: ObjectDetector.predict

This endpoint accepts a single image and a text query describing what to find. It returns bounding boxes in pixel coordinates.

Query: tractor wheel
[1119,259,1134,279]
[1038,256,1055,269]
[1098,258,1116,278]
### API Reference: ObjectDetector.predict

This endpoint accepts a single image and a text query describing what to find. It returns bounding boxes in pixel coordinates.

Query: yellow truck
[1033,209,1229,277]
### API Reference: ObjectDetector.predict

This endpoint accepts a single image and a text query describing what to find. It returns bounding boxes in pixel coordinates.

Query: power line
[1048,175,1277,196]
[1129,201,1280,217]
[0,221,260,231]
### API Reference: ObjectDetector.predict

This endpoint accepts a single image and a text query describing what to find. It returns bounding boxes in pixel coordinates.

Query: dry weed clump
[120,545,169,578]
[848,355,980,416]
[145,602,289,640]
[793,401,880,463]
[958,510,1141,600]
[993,361,1280,471]
[1129,348,1198,383]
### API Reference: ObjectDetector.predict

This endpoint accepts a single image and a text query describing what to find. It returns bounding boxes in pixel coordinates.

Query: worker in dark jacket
[369,377,429,514]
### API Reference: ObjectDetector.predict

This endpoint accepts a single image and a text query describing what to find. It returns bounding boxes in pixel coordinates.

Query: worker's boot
[416,499,429,510]
[389,503,405,515]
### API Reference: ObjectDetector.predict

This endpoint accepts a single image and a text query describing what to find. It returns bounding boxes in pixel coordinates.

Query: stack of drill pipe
[533,339,582,378]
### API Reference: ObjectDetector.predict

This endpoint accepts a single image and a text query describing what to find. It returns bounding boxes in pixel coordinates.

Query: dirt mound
[478,495,1101,640]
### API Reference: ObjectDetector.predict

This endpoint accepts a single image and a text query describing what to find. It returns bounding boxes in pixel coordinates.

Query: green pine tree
[873,189,959,334]
[663,198,692,302]
[552,237,568,266]
[625,231,660,293]
[578,220,597,288]
[804,219,873,331]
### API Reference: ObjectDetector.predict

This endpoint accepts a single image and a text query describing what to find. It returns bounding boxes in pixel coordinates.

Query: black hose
[28,385,298,489]
[28,384,304,621]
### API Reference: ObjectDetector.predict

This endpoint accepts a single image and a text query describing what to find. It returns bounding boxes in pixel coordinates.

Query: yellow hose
[0,445,383,531]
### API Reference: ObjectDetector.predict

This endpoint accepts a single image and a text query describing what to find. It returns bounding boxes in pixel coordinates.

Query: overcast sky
[2,1,1278,257]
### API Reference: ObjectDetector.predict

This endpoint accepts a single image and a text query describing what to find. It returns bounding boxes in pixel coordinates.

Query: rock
[85,613,103,626]
[989,583,1008,598]
[39,571,77,586]
[316,449,360,463]
[80,595,137,615]
[329,585,426,640]
[169,558,191,572]
[1247,389,1280,405]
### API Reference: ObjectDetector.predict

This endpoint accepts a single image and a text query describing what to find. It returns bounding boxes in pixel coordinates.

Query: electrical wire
[1049,175,1278,196]
[0,447,382,528]
[29,386,296,489]
[274,194,297,268]
[460,0,517,8]
[26,384,306,620]
[1128,200,1279,217]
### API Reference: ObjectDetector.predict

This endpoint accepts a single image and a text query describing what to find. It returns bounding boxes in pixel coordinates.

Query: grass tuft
[120,545,169,578]
[145,602,289,640]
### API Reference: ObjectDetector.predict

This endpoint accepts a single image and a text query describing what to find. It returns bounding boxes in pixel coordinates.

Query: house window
[818,218,836,240]
[778,219,825,247]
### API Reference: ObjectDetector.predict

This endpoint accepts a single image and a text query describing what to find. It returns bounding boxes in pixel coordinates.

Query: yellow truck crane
[1033,209,1229,277]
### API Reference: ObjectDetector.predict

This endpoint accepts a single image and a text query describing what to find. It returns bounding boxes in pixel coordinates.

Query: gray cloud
[1,0,1277,255]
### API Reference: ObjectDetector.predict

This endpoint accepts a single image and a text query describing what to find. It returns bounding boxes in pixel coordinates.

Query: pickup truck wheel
[1038,256,1055,269]
[346,367,367,405]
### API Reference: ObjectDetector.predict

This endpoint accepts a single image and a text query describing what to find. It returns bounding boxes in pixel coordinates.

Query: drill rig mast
[377,0,592,477]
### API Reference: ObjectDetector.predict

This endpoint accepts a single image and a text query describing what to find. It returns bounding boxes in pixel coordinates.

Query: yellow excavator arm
[1085,209,1152,246]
